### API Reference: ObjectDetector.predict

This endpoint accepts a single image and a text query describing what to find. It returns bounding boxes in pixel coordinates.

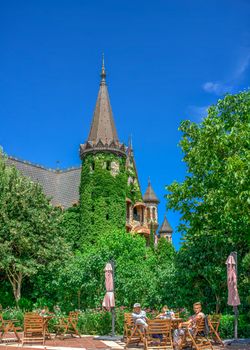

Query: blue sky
[1,0,250,248]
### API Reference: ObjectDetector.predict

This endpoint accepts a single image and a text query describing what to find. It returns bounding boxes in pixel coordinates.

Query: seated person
[132,303,148,330]
[173,302,205,350]
[156,305,175,319]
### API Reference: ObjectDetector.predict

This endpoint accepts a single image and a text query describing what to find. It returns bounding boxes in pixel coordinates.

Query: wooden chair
[184,317,213,350]
[145,319,173,350]
[208,315,224,346]
[123,313,133,342]
[0,313,22,343]
[173,312,180,319]
[124,313,146,349]
[22,313,45,345]
[55,311,80,339]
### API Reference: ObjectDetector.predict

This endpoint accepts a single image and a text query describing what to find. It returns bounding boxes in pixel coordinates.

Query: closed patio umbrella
[102,262,115,310]
[102,261,115,336]
[226,252,240,339]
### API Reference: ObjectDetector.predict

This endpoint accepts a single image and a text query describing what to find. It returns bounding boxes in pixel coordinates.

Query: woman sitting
[156,305,175,319]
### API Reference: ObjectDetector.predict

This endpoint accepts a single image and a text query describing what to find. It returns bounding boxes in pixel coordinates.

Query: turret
[158,215,173,243]
[79,57,127,240]
[143,178,159,233]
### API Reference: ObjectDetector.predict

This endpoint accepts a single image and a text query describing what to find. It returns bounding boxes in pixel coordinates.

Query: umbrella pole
[111,259,115,337]
[233,306,238,340]
[233,251,238,340]
[111,307,115,337]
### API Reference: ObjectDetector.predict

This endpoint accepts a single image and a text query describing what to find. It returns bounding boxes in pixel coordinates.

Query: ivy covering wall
[126,156,143,203]
[79,152,128,241]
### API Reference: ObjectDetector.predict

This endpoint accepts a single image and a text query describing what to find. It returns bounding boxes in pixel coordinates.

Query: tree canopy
[166,91,250,312]
[0,151,71,304]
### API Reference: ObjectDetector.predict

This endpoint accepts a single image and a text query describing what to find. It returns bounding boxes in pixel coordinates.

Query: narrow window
[147,208,151,221]
[106,213,109,220]
[106,161,111,170]
[90,161,95,171]
[126,203,130,219]
[152,207,156,220]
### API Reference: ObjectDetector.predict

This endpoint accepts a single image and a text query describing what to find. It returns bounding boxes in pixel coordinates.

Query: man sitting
[132,303,148,330]
[173,302,205,349]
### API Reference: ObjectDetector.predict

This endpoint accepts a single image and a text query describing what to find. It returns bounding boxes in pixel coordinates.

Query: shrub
[219,314,250,339]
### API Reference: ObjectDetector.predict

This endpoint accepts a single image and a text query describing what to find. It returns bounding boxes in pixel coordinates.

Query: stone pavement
[0,334,123,350]
[0,334,249,350]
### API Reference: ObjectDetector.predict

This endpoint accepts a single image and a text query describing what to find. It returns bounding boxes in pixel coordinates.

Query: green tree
[166,91,250,312]
[0,151,70,304]
[57,229,156,309]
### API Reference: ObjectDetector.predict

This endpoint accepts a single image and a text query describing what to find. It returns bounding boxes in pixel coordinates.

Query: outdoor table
[171,318,183,329]
[41,315,54,340]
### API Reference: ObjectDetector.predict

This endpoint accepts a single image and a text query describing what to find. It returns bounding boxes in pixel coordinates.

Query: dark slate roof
[88,61,119,144]
[6,157,81,209]
[158,215,173,234]
[143,179,159,203]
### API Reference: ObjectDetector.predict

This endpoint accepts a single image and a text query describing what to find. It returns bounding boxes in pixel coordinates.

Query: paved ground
[0,334,249,350]
[0,334,111,350]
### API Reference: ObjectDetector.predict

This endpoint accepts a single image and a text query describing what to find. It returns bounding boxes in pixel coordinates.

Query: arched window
[147,208,151,221]
[133,207,140,221]
[152,207,156,220]
[106,161,111,171]
[106,213,109,220]
[90,161,95,171]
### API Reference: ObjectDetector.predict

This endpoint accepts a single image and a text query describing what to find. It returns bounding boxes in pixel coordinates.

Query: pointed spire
[87,55,119,144]
[143,178,159,203]
[100,53,106,85]
[80,56,127,159]
[158,215,173,234]
[128,134,133,151]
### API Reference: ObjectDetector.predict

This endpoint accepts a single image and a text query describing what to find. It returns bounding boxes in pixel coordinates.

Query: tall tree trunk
[6,269,23,306]
[77,289,81,309]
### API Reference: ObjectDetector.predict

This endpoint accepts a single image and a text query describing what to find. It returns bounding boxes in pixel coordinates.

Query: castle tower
[143,178,159,234]
[158,215,173,243]
[79,57,127,240]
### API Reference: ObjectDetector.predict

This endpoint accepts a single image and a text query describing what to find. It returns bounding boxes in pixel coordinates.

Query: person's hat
[133,303,141,308]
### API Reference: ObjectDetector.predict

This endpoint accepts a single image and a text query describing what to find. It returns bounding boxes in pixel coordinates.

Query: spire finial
[148,176,151,185]
[100,53,106,85]
[128,134,133,150]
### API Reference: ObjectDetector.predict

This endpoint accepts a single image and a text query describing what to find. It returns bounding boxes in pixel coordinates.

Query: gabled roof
[143,179,159,203]
[158,215,173,234]
[87,58,119,144]
[6,157,81,209]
